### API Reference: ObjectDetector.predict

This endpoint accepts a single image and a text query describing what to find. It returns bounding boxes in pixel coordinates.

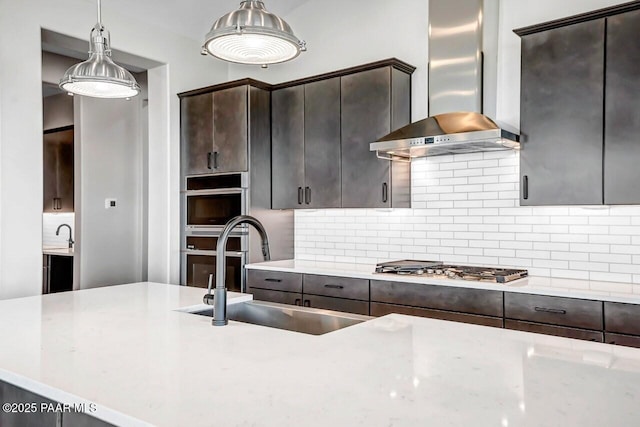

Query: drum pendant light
[202,1,306,66]
[59,0,140,99]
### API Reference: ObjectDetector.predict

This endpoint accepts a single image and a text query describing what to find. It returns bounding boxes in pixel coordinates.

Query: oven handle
[185,188,245,196]
[182,249,246,258]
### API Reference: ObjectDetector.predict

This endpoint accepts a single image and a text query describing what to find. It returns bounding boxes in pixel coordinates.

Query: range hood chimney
[370,0,519,160]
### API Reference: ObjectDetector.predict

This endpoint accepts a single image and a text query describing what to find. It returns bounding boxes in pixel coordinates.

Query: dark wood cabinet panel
[371,302,503,328]
[246,269,302,293]
[62,411,115,427]
[505,319,603,342]
[247,287,302,306]
[604,301,640,335]
[303,78,342,208]
[212,86,248,173]
[43,127,74,213]
[181,92,213,176]
[505,293,603,330]
[519,19,605,205]
[371,280,503,317]
[303,274,369,301]
[341,67,392,208]
[271,86,305,209]
[604,332,640,348]
[303,294,369,315]
[604,9,640,204]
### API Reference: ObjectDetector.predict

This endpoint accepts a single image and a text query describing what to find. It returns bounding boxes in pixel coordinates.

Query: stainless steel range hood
[371,111,519,159]
[370,0,520,160]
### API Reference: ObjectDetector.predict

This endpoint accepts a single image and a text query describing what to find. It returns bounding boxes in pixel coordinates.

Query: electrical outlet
[105,198,117,209]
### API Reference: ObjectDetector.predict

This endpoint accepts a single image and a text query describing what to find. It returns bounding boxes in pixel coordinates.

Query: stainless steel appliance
[375,260,528,284]
[185,173,246,229]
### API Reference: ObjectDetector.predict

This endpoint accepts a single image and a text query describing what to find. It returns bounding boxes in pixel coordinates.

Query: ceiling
[94,0,311,43]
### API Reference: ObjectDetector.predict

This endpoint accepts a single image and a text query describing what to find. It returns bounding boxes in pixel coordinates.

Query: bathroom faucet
[203,215,271,326]
[56,224,74,249]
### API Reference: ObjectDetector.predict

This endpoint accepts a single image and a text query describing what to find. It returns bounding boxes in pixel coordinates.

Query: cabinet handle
[294,298,301,306]
[305,187,311,205]
[207,152,213,170]
[324,284,344,289]
[534,306,566,315]
[523,175,529,200]
[53,197,62,210]
[264,278,282,283]
[303,299,310,307]
[382,182,388,203]
[298,187,303,205]
[213,151,219,169]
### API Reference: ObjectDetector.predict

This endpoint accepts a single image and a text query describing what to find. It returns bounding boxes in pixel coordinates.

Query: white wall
[227,0,429,122]
[294,0,640,290]
[0,0,227,299]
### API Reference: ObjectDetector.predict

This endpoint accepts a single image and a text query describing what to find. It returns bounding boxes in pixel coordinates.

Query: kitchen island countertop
[1,282,639,426]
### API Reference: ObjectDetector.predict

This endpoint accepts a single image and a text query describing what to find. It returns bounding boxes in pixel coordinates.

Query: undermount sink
[191,300,372,335]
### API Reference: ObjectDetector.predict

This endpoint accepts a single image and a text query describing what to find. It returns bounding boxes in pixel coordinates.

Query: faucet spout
[205,215,271,326]
[56,224,74,249]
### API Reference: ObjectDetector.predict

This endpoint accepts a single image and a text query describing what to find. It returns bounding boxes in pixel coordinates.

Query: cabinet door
[43,128,74,212]
[504,293,603,330]
[341,67,392,208]
[604,9,640,204]
[213,86,248,173]
[303,294,369,315]
[0,381,58,426]
[370,302,504,328]
[304,78,341,208]
[181,92,214,176]
[520,20,604,205]
[505,319,603,342]
[271,86,305,209]
[248,287,302,306]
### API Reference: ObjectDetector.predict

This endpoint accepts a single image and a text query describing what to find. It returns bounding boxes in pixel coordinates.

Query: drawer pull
[294,299,301,306]
[534,306,567,315]
[303,300,310,307]
[264,278,282,283]
[324,284,344,289]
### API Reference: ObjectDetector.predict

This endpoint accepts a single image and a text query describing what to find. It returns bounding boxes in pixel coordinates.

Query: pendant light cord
[97,0,102,25]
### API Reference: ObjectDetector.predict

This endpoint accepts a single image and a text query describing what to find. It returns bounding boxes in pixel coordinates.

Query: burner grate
[374,260,528,283]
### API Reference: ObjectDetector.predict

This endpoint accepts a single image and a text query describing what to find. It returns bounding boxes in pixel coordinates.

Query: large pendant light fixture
[59,0,140,99]
[202,1,306,66]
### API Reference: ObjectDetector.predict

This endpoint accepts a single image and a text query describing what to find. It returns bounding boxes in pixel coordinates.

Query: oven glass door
[186,193,242,227]
[186,254,242,292]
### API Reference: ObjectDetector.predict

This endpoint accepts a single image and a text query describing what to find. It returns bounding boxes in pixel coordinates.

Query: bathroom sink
[191,300,371,335]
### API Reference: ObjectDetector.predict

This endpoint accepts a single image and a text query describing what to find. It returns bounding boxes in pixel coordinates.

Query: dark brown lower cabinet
[505,319,603,342]
[303,295,369,316]
[371,302,503,328]
[604,333,640,348]
[247,287,302,306]
[0,380,113,427]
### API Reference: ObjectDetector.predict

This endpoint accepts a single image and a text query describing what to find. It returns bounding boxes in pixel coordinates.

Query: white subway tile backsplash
[294,151,640,286]
[43,213,75,247]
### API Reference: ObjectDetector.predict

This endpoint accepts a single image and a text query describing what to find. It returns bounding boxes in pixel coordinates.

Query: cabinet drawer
[604,333,640,349]
[505,320,603,342]
[303,274,369,300]
[370,280,503,317]
[303,295,369,316]
[247,287,302,306]
[504,293,603,330]
[371,302,503,328]
[604,302,640,335]
[246,270,302,293]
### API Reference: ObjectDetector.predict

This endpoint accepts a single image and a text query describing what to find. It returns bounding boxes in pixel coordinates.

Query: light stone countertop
[245,259,640,304]
[42,246,74,257]
[1,282,640,426]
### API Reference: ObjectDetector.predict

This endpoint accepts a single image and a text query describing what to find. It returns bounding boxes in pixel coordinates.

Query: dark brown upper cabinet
[516,2,640,206]
[272,78,342,209]
[180,82,259,176]
[43,126,74,213]
[271,59,414,209]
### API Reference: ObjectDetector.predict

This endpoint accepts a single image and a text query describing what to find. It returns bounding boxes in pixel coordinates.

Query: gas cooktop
[374,260,528,283]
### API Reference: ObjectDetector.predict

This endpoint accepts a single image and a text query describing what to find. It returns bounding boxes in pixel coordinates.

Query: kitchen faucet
[56,224,74,249]
[204,215,271,326]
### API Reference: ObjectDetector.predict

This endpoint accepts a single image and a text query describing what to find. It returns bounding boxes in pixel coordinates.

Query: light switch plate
[105,198,117,209]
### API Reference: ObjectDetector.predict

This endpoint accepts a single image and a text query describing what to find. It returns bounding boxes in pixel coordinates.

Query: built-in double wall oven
[182,173,248,292]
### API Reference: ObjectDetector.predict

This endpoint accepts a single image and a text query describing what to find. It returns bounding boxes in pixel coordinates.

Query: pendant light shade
[203,1,306,66]
[60,0,140,99]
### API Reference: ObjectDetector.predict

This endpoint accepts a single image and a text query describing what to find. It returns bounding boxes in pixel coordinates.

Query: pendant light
[202,1,306,66]
[59,0,140,99]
